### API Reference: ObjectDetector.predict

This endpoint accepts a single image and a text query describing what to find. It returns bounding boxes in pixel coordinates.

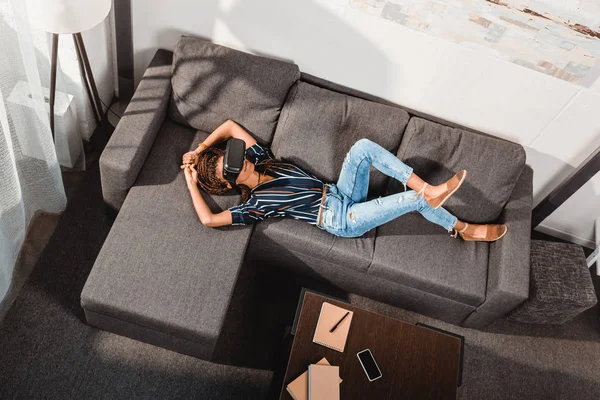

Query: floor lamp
[26,0,112,139]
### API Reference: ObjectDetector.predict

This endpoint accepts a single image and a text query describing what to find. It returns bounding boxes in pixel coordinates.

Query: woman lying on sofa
[181,120,506,242]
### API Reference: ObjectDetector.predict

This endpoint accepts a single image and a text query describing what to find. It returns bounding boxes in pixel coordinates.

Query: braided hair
[196,146,253,202]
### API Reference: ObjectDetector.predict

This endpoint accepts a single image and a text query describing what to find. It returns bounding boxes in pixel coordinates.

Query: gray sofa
[81,36,533,360]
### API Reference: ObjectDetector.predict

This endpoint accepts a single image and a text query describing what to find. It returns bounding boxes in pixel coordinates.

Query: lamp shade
[26,0,111,34]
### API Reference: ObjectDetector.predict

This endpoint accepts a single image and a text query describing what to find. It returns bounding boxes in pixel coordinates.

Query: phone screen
[357,349,382,381]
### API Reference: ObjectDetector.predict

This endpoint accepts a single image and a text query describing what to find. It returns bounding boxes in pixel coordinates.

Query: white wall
[55,18,114,140]
[27,18,114,142]
[131,0,600,247]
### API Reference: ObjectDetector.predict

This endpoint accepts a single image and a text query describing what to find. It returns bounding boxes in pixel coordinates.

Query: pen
[330,311,350,333]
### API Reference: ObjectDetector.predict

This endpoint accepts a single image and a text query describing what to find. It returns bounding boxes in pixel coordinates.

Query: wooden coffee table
[280,292,461,399]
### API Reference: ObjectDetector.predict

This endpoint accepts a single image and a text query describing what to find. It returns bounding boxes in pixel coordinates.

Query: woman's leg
[336,139,452,204]
[339,190,457,237]
[339,191,507,241]
[336,139,413,203]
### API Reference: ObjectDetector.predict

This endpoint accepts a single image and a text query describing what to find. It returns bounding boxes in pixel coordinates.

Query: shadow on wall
[527,146,580,206]
[134,0,393,98]
[526,146,600,247]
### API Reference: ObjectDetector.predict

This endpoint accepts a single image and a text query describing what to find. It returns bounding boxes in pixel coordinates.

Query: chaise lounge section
[81,36,533,360]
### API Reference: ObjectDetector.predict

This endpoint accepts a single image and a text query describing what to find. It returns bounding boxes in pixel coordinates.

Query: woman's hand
[183,165,198,188]
[182,151,198,167]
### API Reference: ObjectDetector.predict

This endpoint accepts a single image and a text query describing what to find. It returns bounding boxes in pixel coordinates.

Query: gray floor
[1,128,599,399]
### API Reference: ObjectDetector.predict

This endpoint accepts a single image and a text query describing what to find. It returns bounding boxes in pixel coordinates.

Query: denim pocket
[323,208,336,230]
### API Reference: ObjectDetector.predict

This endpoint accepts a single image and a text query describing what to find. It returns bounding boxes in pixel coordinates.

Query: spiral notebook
[308,364,340,400]
[286,358,342,400]
[312,302,353,352]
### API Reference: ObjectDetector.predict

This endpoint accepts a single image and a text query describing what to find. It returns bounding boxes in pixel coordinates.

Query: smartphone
[357,349,382,382]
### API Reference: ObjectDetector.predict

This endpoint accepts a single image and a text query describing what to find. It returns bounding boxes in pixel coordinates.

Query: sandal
[451,223,508,242]
[415,170,467,209]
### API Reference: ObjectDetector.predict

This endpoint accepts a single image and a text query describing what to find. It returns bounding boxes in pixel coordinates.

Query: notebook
[308,364,340,400]
[286,358,342,400]
[313,302,353,352]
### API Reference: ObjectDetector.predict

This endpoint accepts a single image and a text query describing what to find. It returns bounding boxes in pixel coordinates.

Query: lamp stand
[49,33,58,138]
[73,33,104,123]
[48,32,104,140]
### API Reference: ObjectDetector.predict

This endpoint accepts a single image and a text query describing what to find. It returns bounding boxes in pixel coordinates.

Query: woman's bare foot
[452,222,507,242]
[421,170,467,209]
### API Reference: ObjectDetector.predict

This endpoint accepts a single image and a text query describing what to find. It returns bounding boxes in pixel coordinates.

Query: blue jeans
[318,139,458,238]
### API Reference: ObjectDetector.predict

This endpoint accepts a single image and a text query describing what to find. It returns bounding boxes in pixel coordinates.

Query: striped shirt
[229,143,324,225]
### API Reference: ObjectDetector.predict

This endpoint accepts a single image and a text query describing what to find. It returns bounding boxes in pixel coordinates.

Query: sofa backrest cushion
[169,36,301,143]
[271,82,410,196]
[391,117,526,223]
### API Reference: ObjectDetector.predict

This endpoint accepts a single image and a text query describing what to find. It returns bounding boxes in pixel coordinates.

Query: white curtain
[0,1,67,302]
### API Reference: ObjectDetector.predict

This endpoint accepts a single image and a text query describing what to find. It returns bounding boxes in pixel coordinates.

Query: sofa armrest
[100,49,173,214]
[463,166,533,328]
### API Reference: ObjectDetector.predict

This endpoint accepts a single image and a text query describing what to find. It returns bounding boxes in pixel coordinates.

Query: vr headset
[222,138,246,185]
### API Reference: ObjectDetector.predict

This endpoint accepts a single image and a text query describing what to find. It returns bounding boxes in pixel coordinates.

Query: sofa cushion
[271,82,410,196]
[169,36,300,143]
[391,117,526,223]
[370,212,489,306]
[81,120,252,359]
[250,217,375,273]
[245,237,476,325]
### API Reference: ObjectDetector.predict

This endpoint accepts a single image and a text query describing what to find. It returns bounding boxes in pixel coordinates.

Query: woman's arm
[187,184,233,227]
[183,120,258,167]
[197,120,257,152]
[185,166,232,227]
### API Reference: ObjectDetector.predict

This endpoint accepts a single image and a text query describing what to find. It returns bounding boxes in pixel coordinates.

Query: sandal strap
[414,182,428,200]
[451,223,468,239]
